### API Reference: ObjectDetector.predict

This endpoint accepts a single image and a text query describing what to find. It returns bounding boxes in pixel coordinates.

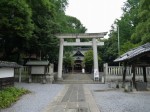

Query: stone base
[46,75,54,84]
[42,79,46,84]
[57,77,63,81]
[136,82,147,91]
[29,78,32,83]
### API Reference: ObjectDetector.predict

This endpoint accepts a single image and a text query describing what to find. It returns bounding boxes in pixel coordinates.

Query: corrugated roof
[26,61,49,66]
[0,61,22,68]
[114,43,150,62]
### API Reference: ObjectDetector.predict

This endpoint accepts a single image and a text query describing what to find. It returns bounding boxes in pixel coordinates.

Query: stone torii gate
[56,32,107,81]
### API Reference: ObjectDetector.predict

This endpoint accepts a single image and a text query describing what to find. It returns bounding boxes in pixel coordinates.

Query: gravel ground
[86,84,150,112]
[1,83,64,112]
[2,83,150,112]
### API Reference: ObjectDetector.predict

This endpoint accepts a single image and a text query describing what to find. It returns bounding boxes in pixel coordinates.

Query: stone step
[54,80,102,84]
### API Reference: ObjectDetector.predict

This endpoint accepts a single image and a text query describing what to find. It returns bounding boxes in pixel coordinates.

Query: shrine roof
[26,61,49,66]
[114,43,150,62]
[0,61,22,68]
[73,50,84,57]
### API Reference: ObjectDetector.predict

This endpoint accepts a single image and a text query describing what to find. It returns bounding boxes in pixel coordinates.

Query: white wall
[0,68,14,78]
[31,66,45,74]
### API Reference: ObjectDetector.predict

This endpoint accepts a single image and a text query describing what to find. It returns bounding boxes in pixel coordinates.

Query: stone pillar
[104,63,108,83]
[58,38,64,80]
[92,38,99,80]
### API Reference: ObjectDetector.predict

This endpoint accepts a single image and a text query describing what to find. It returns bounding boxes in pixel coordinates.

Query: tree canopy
[0,0,34,61]
[0,0,86,63]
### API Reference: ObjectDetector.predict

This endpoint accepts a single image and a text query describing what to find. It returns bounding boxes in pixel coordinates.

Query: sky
[65,0,127,37]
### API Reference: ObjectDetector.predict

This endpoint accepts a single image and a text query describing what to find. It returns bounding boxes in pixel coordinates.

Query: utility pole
[118,26,120,56]
[118,26,121,74]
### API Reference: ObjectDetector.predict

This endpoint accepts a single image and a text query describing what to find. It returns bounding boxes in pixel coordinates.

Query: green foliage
[83,50,93,66]
[100,38,118,64]
[0,0,34,61]
[25,0,58,60]
[63,52,74,67]
[131,0,150,44]
[83,50,102,66]
[0,0,87,63]
[61,15,87,33]
[120,41,139,54]
[0,87,30,109]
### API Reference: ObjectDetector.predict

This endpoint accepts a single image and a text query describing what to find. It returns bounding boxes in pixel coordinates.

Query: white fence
[103,63,150,82]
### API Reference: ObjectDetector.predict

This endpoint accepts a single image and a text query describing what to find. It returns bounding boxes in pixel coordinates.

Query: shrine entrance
[74,60,82,72]
[56,32,107,81]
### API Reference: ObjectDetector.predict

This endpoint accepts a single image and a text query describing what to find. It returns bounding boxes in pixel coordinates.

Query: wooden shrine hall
[114,43,150,89]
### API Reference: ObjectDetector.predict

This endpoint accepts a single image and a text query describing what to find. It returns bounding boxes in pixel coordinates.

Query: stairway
[55,73,102,84]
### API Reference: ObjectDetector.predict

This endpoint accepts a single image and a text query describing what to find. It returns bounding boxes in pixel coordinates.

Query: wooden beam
[143,66,147,82]
[132,64,136,87]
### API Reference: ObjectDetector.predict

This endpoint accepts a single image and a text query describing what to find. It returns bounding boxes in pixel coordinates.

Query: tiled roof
[26,61,49,66]
[73,50,84,57]
[114,43,150,62]
[0,61,22,68]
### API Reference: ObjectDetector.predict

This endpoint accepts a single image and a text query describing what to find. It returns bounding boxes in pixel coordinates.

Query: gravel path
[86,84,150,112]
[1,83,64,112]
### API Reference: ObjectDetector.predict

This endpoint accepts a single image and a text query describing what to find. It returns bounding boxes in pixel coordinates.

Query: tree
[83,50,102,72]
[131,0,150,44]
[0,0,34,61]
[25,0,58,61]
[63,52,74,72]
[62,16,87,33]
[0,0,87,63]
[99,37,118,65]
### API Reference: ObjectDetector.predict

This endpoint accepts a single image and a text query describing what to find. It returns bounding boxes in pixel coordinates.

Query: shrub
[0,87,30,109]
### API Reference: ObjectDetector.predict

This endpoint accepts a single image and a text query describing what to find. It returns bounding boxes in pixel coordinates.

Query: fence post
[104,63,108,83]
[19,68,22,83]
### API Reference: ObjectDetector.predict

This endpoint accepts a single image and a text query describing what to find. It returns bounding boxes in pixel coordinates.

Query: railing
[106,66,150,76]
[103,63,150,82]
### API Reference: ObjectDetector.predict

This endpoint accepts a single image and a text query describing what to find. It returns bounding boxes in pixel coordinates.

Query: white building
[0,61,21,88]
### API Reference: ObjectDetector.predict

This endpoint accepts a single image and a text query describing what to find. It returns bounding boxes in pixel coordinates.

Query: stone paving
[43,84,100,112]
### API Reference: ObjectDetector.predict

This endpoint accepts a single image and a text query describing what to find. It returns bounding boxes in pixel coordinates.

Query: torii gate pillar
[58,38,64,80]
[92,38,99,80]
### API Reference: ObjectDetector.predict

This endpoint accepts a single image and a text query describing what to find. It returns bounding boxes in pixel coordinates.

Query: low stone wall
[0,77,14,89]
[104,75,150,82]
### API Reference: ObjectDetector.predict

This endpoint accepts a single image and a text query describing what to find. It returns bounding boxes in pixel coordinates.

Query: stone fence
[103,63,150,82]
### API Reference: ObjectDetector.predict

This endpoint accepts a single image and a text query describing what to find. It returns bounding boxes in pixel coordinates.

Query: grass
[0,87,30,109]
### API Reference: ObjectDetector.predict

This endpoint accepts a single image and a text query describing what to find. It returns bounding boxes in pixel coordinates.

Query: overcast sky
[65,0,127,37]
